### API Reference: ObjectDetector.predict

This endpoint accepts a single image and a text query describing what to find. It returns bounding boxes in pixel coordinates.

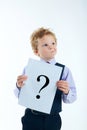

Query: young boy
[16,27,77,130]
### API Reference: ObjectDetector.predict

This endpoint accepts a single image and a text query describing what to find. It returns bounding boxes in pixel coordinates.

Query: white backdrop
[0,0,87,130]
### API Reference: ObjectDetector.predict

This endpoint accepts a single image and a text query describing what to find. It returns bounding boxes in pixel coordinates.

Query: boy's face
[36,35,57,61]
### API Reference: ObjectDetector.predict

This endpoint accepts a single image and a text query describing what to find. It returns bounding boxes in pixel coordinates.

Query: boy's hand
[16,75,28,88]
[56,80,70,94]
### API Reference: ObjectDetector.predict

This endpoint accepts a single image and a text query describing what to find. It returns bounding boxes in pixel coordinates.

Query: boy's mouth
[51,49,56,53]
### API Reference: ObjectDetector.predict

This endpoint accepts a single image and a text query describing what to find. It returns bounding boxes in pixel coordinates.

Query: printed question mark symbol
[36,75,50,99]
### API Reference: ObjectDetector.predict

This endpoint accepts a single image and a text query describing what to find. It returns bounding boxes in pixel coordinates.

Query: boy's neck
[40,58,56,65]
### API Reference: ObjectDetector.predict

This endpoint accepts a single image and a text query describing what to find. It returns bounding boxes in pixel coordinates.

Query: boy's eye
[42,42,56,47]
[42,43,48,47]
[52,42,56,45]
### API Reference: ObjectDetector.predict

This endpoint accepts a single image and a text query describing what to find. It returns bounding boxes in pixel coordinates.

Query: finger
[17,81,25,88]
[17,75,27,87]
[57,81,68,88]
[17,75,27,81]
[58,85,69,93]
[58,86,69,94]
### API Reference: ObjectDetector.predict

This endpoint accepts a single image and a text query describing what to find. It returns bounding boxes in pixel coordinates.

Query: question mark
[36,75,50,99]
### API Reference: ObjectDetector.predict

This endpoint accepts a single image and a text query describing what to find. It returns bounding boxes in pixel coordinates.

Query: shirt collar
[40,58,56,65]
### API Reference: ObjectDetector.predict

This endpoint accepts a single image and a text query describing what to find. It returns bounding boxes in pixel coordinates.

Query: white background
[0,0,87,130]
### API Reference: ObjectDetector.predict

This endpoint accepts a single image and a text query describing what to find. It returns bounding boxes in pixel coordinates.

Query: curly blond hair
[30,27,57,52]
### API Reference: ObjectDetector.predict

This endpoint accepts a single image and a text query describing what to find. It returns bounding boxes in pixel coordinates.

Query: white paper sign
[18,59,63,114]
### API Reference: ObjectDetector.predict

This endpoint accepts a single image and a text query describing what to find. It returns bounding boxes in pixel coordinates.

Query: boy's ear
[34,50,38,55]
[34,50,40,56]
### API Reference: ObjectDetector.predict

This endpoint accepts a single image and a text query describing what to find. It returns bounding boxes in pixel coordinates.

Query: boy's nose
[48,44,53,49]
